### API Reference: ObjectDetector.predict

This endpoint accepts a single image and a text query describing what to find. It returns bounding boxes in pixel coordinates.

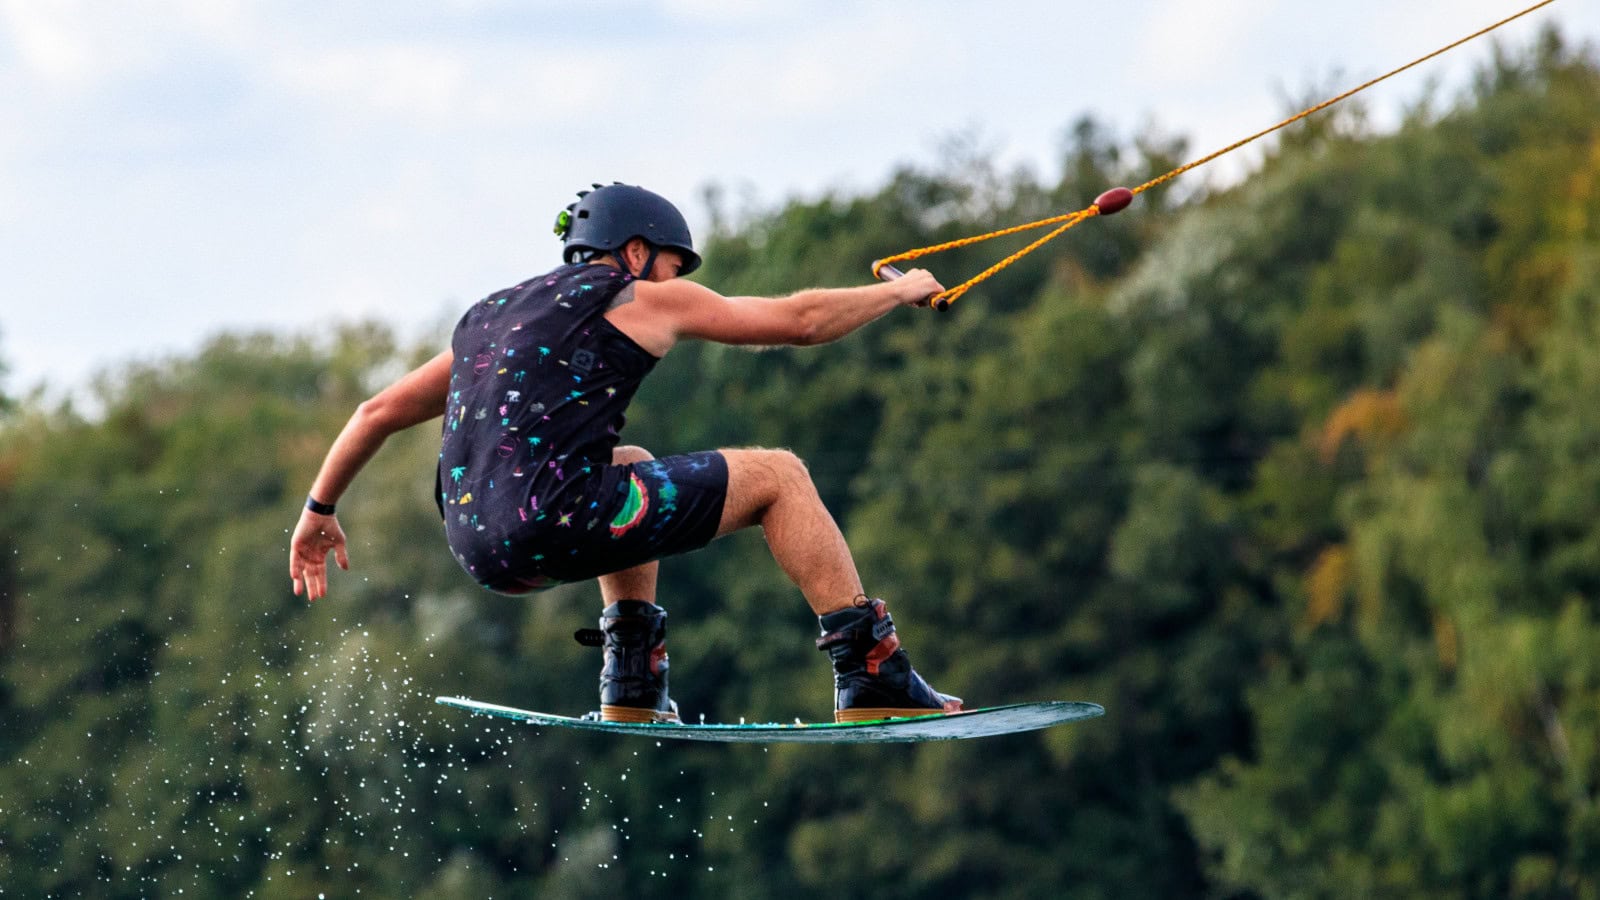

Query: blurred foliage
[2,29,1599,899]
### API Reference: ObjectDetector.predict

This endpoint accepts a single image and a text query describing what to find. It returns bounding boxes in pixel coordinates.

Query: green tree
[1177,33,1600,899]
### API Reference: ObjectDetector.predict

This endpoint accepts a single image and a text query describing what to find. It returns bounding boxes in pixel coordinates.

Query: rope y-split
[874,0,1560,311]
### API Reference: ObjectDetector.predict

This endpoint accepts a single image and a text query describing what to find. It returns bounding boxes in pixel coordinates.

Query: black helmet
[554,183,702,276]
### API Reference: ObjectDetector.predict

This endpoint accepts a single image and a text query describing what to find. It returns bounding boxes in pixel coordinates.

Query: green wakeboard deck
[435,696,1104,743]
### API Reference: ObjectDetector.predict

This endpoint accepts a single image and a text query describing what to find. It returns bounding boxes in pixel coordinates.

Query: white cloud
[272,43,472,121]
[0,0,257,87]
[0,0,105,85]
[265,37,628,133]
[1134,0,1270,90]
[659,0,809,22]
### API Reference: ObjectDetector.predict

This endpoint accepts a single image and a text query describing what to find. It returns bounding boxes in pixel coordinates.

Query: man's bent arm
[290,349,452,601]
[306,349,454,505]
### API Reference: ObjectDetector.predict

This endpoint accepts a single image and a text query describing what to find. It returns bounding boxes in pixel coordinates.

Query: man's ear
[623,238,650,269]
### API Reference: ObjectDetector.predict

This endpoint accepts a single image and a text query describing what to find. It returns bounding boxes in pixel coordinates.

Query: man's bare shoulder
[632,277,721,308]
[603,279,713,356]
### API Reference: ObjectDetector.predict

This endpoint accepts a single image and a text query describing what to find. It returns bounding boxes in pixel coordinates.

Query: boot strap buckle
[816,613,896,649]
[871,615,895,641]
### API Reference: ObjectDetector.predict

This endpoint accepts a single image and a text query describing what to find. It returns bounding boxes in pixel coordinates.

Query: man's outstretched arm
[290,349,453,601]
[608,268,944,356]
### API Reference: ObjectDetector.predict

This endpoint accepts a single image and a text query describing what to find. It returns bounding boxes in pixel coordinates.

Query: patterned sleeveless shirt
[438,263,658,581]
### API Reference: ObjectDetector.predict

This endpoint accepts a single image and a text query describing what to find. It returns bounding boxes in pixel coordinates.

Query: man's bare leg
[598,445,659,606]
[715,448,961,719]
[716,448,864,615]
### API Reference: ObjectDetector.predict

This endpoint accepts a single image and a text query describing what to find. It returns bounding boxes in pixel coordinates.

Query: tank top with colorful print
[438,263,657,574]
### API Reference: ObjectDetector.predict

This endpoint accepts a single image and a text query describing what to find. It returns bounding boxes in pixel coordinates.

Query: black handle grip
[874,261,948,312]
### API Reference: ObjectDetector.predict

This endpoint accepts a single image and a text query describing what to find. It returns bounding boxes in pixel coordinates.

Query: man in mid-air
[290,183,961,724]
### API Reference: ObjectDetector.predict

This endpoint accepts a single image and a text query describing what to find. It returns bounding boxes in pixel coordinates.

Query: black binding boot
[590,600,680,723]
[816,598,962,723]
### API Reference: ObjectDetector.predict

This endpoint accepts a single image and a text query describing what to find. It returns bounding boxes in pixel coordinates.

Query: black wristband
[305,496,337,516]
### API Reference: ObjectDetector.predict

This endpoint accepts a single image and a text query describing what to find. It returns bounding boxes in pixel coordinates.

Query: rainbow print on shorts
[610,472,650,537]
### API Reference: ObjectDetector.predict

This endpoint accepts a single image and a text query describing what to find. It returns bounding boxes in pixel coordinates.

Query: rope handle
[872,261,950,311]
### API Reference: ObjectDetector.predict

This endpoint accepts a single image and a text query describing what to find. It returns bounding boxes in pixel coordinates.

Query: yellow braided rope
[878,0,1560,309]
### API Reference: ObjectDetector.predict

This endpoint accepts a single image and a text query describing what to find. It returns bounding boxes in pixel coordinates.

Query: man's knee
[729,448,813,497]
[770,449,812,486]
[717,448,816,535]
[612,445,655,465]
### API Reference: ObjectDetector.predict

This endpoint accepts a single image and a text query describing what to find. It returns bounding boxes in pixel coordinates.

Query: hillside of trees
[2,31,1598,899]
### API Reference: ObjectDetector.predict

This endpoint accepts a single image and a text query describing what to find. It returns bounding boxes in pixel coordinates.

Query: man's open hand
[290,509,349,601]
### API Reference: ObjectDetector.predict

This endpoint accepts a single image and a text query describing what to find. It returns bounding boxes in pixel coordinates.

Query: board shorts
[481,450,729,595]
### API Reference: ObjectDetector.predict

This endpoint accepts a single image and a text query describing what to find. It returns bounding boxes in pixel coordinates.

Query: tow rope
[874,0,1560,310]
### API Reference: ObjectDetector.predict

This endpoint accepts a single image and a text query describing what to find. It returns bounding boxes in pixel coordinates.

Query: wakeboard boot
[593,600,681,724]
[816,597,963,723]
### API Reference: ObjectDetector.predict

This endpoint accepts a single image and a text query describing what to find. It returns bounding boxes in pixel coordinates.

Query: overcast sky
[3,1,1595,398]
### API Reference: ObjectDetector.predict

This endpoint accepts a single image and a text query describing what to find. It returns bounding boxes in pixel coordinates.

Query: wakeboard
[435,695,1104,743]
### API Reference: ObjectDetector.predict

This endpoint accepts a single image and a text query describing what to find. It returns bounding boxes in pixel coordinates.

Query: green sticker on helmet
[553,209,572,238]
